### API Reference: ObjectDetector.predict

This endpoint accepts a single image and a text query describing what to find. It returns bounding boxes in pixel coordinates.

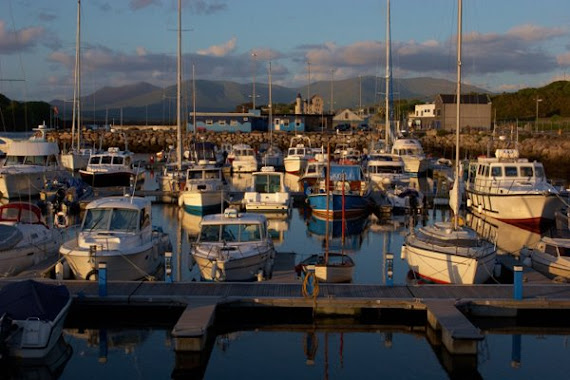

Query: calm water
[7,171,570,379]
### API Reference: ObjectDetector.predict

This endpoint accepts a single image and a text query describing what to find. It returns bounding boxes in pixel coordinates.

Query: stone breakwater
[51,128,570,181]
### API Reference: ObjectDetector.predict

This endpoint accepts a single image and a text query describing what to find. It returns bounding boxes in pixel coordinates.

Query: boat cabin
[198,210,268,243]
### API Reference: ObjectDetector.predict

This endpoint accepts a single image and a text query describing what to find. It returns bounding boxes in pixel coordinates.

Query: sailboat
[61,0,93,171]
[400,0,497,284]
[156,0,188,201]
[296,143,355,283]
[260,61,284,168]
[382,0,427,177]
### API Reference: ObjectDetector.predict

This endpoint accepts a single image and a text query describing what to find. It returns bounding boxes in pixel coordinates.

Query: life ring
[85,269,99,281]
[55,212,68,228]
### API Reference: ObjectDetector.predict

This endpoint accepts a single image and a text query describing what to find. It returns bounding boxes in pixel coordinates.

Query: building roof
[437,94,491,104]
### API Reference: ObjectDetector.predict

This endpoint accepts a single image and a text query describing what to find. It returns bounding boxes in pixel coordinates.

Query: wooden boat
[60,196,171,281]
[0,280,71,359]
[191,208,275,281]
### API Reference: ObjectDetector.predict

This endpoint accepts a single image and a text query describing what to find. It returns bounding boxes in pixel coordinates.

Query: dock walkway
[5,279,570,355]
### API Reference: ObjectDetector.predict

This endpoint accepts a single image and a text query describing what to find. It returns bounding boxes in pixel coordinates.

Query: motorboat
[390,138,429,176]
[259,144,284,169]
[0,202,63,277]
[307,164,373,219]
[59,196,171,281]
[366,153,410,189]
[401,0,497,285]
[243,166,291,213]
[0,280,71,359]
[178,164,226,215]
[191,208,275,281]
[464,147,564,228]
[521,237,570,281]
[229,144,258,173]
[283,135,313,174]
[299,160,326,187]
[0,123,67,200]
[155,162,189,203]
[79,147,144,187]
[296,253,354,283]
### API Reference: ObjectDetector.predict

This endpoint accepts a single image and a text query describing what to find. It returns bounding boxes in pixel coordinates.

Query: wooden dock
[5,278,570,356]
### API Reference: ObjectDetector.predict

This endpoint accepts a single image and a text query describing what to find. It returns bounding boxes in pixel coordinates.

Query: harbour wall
[51,128,570,182]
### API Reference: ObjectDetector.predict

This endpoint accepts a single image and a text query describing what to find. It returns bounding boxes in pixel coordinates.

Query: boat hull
[466,190,563,228]
[192,244,274,281]
[401,242,496,284]
[179,190,224,215]
[0,231,61,277]
[0,169,67,199]
[79,171,134,187]
[61,152,90,171]
[60,232,170,281]
[307,192,372,219]
[284,157,307,174]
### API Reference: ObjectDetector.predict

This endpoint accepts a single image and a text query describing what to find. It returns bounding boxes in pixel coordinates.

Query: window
[240,224,261,242]
[230,120,238,126]
[109,209,139,232]
[535,166,545,180]
[545,244,558,257]
[199,225,220,242]
[83,209,112,231]
[206,120,213,125]
[505,166,518,177]
[219,120,227,126]
[520,166,533,177]
[491,166,502,177]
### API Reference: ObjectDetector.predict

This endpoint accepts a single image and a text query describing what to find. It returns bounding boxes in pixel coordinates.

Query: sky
[0,0,569,102]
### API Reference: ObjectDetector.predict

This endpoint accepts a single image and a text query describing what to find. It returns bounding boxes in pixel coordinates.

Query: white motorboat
[243,166,291,213]
[178,164,226,215]
[0,280,71,359]
[0,123,67,200]
[401,0,497,285]
[283,135,313,174]
[230,144,258,173]
[465,147,564,228]
[366,153,410,189]
[191,208,275,281]
[521,237,570,281]
[0,202,63,277]
[390,138,429,176]
[59,196,171,281]
[79,147,144,188]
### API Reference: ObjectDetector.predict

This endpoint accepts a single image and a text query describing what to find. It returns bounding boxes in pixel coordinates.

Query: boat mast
[72,0,81,150]
[325,142,331,263]
[176,0,183,171]
[384,0,393,150]
[268,61,273,150]
[192,63,196,134]
[453,0,462,230]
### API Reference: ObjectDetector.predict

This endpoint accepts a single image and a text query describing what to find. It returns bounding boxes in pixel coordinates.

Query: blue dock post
[385,253,394,287]
[165,251,173,283]
[98,262,107,297]
[513,265,523,300]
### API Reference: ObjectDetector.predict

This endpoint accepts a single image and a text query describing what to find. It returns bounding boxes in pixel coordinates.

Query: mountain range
[50,76,488,123]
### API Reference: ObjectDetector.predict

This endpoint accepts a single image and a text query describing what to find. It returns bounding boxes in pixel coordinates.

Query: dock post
[98,262,107,297]
[385,253,394,286]
[513,265,523,300]
[165,251,173,283]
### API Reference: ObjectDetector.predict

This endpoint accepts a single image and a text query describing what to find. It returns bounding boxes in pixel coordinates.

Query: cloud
[557,52,570,67]
[197,36,237,57]
[129,0,161,11]
[0,20,45,54]
[188,0,228,15]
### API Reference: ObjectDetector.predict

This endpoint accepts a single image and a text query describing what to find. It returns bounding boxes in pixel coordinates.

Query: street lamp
[535,97,543,133]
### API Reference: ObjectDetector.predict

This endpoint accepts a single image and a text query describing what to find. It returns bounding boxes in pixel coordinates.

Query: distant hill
[49,76,489,124]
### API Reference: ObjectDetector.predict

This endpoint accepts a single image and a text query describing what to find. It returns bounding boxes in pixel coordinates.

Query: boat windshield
[254,174,281,193]
[83,208,139,232]
[199,223,263,243]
